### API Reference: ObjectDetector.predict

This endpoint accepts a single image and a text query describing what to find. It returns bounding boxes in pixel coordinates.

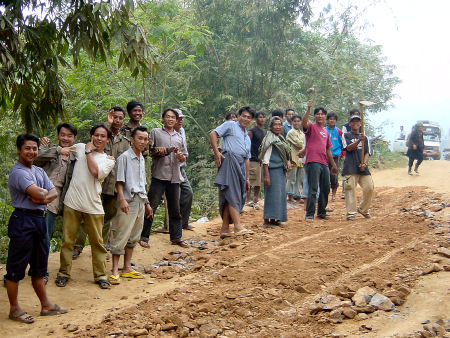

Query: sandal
[55,275,68,287]
[171,240,189,248]
[219,232,234,239]
[40,304,68,316]
[9,311,34,324]
[96,279,111,289]
[139,240,150,248]
[72,248,82,260]
[109,274,121,285]
[235,228,254,236]
[120,271,143,279]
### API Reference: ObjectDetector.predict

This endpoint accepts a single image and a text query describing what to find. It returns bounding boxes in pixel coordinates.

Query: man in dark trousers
[247,110,266,207]
[302,100,338,222]
[406,122,424,175]
[6,134,67,324]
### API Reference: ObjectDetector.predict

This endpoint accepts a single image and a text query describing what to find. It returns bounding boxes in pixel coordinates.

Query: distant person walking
[406,122,424,175]
[259,117,291,226]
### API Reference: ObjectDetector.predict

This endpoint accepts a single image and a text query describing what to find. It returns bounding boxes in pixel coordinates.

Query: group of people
[209,100,374,238]
[5,101,194,323]
[5,98,375,324]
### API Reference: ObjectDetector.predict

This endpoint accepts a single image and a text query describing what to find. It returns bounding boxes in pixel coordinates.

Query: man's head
[349,115,361,132]
[56,122,77,147]
[90,125,111,151]
[313,107,327,126]
[110,106,125,132]
[285,109,295,123]
[237,106,256,129]
[126,100,144,123]
[326,112,338,128]
[174,109,185,131]
[416,122,423,132]
[225,111,237,121]
[16,133,40,166]
[131,126,149,153]
[348,109,360,117]
[255,111,266,127]
[271,109,284,120]
[162,108,179,129]
[291,115,302,130]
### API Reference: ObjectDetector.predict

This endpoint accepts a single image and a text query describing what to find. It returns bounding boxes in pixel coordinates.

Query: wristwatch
[85,149,93,155]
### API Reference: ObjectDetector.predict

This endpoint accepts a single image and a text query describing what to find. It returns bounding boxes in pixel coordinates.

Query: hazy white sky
[313,0,450,145]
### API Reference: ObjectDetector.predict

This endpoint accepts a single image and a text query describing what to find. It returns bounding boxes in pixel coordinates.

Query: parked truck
[419,120,441,160]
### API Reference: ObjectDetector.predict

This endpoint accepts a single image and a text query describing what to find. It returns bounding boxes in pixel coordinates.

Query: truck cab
[419,120,441,160]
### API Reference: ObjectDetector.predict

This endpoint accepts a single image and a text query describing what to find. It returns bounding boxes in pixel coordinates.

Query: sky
[313,0,450,148]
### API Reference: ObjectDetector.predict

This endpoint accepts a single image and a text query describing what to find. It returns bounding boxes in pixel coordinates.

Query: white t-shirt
[64,143,115,214]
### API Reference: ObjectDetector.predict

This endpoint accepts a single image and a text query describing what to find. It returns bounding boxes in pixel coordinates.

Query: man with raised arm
[302,101,337,222]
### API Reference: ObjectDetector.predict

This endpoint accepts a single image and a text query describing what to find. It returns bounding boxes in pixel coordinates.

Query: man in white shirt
[56,125,116,289]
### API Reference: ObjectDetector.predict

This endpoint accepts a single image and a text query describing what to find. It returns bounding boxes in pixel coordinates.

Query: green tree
[0,0,155,132]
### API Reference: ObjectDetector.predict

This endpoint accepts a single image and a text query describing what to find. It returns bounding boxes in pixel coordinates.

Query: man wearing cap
[174,109,194,231]
[406,122,424,175]
[341,114,373,220]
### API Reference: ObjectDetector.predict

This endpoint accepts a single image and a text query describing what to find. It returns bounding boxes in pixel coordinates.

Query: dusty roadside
[0,160,449,337]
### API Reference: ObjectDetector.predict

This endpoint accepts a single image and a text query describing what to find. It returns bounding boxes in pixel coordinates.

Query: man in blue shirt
[209,106,255,238]
[283,108,295,137]
[325,112,343,201]
[6,134,67,324]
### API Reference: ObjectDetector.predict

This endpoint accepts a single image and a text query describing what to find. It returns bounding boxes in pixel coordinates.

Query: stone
[352,286,376,307]
[389,296,405,306]
[436,247,450,258]
[369,293,395,311]
[430,323,445,335]
[161,323,178,331]
[352,305,376,313]
[129,328,149,337]
[67,325,79,332]
[359,324,372,331]
[310,304,323,315]
[329,309,343,320]
[179,327,190,338]
[398,286,410,296]
[319,295,351,311]
[421,263,443,275]
[419,330,434,338]
[294,285,311,294]
[342,308,357,319]
[355,313,369,321]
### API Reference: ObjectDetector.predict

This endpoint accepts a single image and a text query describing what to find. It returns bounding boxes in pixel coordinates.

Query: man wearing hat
[341,114,374,220]
[406,122,424,175]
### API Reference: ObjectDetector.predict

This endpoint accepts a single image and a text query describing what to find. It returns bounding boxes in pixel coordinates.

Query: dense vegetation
[0,0,400,261]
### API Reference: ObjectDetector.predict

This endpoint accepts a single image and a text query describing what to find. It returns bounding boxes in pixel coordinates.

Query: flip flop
[120,271,144,279]
[55,275,68,287]
[139,240,150,248]
[40,304,68,316]
[109,274,121,285]
[235,229,254,236]
[9,311,34,324]
[220,232,234,239]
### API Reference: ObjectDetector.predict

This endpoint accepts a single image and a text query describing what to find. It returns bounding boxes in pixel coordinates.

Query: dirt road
[0,160,449,337]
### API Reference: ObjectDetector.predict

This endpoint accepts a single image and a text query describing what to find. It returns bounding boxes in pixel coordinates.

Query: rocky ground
[0,160,449,337]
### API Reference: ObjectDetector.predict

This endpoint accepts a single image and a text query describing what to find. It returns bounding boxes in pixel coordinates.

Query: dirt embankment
[0,160,449,337]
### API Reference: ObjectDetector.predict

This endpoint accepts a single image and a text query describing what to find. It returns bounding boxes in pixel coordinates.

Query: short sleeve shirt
[304,122,332,166]
[116,148,147,201]
[342,132,370,175]
[9,162,55,211]
[64,143,115,214]
[214,121,251,158]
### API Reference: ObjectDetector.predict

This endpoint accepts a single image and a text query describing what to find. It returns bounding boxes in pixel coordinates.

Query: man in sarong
[209,106,255,239]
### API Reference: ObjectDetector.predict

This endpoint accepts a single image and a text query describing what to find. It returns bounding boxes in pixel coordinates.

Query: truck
[419,120,441,160]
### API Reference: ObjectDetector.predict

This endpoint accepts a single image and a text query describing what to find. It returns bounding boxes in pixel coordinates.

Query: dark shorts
[6,209,49,282]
